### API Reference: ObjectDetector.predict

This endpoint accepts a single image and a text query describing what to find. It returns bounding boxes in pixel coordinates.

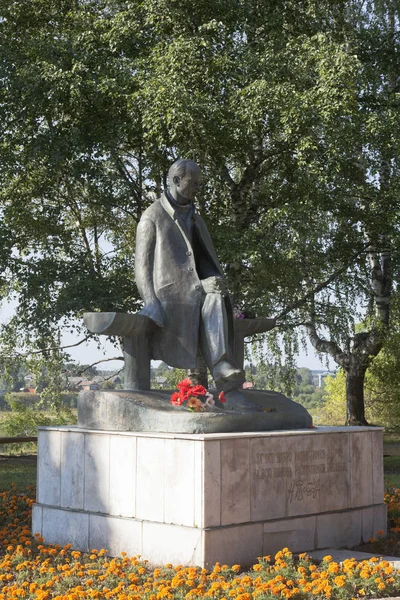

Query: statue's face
[173,165,202,204]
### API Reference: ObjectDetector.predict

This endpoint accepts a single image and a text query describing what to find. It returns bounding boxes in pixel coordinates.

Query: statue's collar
[161,191,196,220]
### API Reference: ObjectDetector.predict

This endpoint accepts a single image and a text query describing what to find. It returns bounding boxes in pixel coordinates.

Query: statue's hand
[138,302,165,327]
[201,276,227,296]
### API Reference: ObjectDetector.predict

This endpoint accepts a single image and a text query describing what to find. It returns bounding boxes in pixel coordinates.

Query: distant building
[67,376,84,391]
[80,381,100,391]
[310,370,336,388]
[24,374,35,386]
[66,377,100,391]
[155,376,168,388]
[243,381,254,389]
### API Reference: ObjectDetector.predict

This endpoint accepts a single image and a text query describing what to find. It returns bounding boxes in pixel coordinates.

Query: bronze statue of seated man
[135,159,246,391]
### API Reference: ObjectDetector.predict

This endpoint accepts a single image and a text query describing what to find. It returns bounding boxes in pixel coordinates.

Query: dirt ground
[0,453,37,465]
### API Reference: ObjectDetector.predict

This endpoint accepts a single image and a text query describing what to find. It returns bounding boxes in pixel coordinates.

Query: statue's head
[168,159,202,205]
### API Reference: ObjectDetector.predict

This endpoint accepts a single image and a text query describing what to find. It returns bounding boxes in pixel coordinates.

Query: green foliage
[317,371,346,426]
[1,393,76,437]
[293,372,325,411]
[102,379,116,390]
[164,368,187,390]
[320,306,400,426]
[245,363,326,411]
[362,296,400,426]
[0,0,398,422]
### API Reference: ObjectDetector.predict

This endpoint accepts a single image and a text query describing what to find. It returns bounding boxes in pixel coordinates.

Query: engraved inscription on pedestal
[250,434,351,521]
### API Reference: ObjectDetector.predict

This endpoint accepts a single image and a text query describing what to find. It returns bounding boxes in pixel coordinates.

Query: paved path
[311,549,400,566]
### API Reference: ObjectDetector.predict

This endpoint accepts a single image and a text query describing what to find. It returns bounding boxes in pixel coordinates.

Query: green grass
[384,473,400,488]
[383,455,400,488]
[383,428,400,444]
[383,455,400,469]
[0,461,37,491]
[0,441,38,455]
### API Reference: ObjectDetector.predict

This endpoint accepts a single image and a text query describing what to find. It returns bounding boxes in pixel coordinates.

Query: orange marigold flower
[334,576,346,588]
[378,582,386,590]
[231,565,241,572]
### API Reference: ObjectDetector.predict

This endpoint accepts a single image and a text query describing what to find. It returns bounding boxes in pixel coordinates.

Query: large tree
[300,0,400,424]
[0,0,397,422]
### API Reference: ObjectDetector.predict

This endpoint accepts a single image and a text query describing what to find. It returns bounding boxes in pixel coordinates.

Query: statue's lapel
[194,218,223,274]
[160,193,193,252]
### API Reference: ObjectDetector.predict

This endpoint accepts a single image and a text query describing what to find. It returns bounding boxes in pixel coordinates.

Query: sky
[0,299,334,373]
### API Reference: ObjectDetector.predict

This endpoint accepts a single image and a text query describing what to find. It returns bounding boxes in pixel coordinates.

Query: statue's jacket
[135,193,231,369]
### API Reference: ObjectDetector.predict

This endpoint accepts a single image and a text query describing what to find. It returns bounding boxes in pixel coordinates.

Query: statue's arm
[135,218,165,327]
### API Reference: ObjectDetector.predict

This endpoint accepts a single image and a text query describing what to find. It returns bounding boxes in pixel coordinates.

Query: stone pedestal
[32,426,386,567]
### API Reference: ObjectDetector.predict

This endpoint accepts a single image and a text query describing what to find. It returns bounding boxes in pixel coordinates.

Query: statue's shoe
[212,360,245,384]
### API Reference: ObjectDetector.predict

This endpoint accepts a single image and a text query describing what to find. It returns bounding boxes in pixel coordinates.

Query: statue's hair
[168,159,200,183]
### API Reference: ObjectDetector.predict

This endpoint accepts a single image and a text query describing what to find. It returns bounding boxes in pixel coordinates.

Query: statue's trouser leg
[198,292,235,369]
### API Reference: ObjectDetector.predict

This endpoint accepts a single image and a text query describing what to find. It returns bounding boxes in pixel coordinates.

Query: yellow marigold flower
[385,565,394,574]
[378,582,386,590]
[334,576,346,588]
[253,564,262,571]
[297,566,306,574]
[327,562,340,574]
[320,570,328,579]
[231,565,241,572]
[323,555,332,562]
[311,572,319,580]
[359,569,370,579]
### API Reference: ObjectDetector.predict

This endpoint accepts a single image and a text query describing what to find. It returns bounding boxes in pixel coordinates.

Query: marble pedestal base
[32,426,386,567]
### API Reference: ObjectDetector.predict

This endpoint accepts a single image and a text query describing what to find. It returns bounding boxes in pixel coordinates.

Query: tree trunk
[187,353,209,388]
[345,366,369,425]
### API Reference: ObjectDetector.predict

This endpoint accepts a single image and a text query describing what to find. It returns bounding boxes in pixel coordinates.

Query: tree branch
[5,336,92,359]
[76,357,124,376]
[276,243,370,321]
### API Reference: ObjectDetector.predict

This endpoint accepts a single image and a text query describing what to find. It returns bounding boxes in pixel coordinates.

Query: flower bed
[1,485,400,599]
